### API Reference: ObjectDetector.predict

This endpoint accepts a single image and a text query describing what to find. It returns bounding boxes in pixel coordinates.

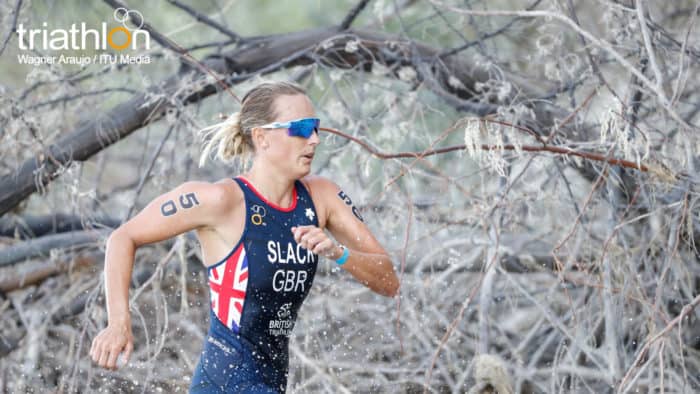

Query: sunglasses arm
[259,122,290,129]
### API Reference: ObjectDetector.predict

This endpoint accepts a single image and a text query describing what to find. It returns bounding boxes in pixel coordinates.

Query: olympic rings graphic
[250,204,267,226]
[113,7,144,31]
[250,204,267,216]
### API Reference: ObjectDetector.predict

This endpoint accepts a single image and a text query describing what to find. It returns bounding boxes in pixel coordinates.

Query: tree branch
[0,0,22,57]
[340,0,372,30]
[0,214,120,239]
[618,294,700,391]
[0,252,100,293]
[427,0,696,131]
[165,0,242,41]
[636,0,665,93]
[320,126,657,175]
[0,230,108,267]
[102,0,242,103]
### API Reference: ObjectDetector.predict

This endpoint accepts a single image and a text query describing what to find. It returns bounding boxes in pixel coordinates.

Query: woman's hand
[89,319,134,370]
[292,225,342,259]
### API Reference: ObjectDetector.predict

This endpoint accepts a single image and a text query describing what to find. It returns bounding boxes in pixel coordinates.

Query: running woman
[89,81,400,393]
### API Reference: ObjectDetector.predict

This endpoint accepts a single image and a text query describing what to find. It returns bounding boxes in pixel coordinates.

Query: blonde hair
[199,81,307,167]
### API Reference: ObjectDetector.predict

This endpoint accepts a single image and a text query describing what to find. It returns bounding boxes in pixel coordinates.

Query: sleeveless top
[205,176,319,386]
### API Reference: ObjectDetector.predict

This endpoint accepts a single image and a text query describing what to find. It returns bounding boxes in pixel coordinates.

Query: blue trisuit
[190,177,319,393]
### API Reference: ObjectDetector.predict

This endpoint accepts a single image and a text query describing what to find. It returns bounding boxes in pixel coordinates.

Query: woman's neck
[242,163,296,208]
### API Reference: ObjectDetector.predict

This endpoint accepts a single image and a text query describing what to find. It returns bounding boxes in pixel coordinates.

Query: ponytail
[198,112,252,167]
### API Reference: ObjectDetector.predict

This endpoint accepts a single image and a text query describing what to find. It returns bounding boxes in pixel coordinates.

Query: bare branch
[165,0,242,41]
[320,125,657,174]
[0,230,107,267]
[102,0,242,103]
[340,0,372,30]
[636,0,665,93]
[0,0,22,57]
[619,294,700,391]
[0,252,100,293]
[0,214,120,238]
[427,0,697,131]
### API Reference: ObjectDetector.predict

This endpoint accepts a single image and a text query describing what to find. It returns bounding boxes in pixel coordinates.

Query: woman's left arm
[293,177,399,298]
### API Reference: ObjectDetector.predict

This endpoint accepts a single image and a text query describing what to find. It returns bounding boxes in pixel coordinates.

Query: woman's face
[260,94,320,177]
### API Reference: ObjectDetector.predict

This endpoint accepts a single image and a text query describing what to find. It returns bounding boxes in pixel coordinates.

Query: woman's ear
[251,127,269,150]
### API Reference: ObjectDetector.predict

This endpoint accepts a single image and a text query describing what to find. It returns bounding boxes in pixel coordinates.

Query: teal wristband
[335,246,349,265]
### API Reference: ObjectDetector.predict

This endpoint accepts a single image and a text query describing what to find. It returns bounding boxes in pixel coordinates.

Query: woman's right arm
[89,180,233,370]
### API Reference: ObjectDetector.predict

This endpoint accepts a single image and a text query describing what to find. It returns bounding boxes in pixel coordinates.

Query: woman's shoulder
[178,178,243,211]
[299,176,337,227]
[299,175,339,197]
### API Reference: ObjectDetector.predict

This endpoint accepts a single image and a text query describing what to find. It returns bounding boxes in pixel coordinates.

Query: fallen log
[0,230,108,267]
[0,252,101,293]
[0,214,120,239]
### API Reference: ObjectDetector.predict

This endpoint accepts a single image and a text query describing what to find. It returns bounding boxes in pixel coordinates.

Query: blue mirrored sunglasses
[259,117,320,138]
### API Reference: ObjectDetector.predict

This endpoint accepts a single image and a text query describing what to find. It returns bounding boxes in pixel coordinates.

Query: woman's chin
[300,158,313,168]
[300,164,312,176]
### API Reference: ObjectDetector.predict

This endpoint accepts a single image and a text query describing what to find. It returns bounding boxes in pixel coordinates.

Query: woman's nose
[308,130,320,145]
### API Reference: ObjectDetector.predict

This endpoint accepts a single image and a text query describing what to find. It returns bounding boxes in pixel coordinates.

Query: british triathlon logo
[269,303,294,337]
[277,302,292,320]
[16,7,151,66]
